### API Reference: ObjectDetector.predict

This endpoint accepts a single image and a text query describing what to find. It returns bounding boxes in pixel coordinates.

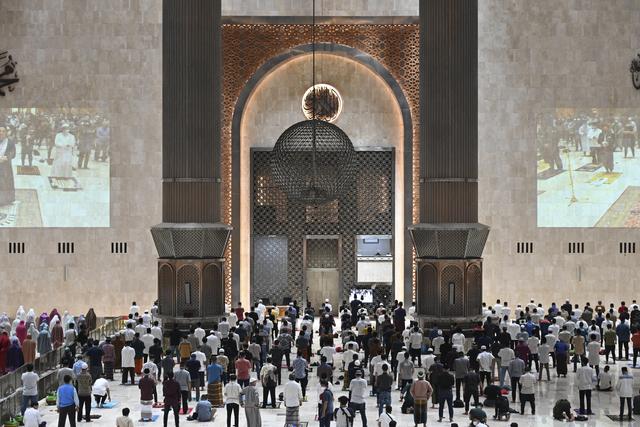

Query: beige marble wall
[478,0,640,307]
[240,53,405,305]
[0,0,162,315]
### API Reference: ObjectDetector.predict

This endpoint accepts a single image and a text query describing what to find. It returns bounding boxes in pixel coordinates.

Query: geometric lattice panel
[252,236,289,304]
[252,149,393,303]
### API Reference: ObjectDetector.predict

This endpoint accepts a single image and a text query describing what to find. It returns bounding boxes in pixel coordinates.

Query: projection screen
[0,108,110,227]
[537,108,640,227]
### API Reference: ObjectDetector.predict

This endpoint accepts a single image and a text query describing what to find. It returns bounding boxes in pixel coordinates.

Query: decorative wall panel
[223,24,420,303]
[176,265,200,317]
[252,236,289,304]
[252,150,393,305]
[441,265,464,317]
[158,264,175,316]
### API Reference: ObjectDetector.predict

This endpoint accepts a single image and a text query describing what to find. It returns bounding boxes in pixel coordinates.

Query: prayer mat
[588,171,621,185]
[576,163,602,172]
[262,402,282,409]
[596,186,640,227]
[93,401,118,409]
[537,168,564,180]
[89,415,101,419]
[152,403,164,408]
[48,176,81,191]
[179,408,193,415]
[139,415,160,422]
[17,166,41,175]
[607,415,634,421]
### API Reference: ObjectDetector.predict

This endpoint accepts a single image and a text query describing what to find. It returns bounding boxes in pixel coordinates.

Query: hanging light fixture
[270,0,355,205]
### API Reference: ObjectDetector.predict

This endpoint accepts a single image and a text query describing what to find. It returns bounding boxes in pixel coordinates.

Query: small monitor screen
[350,288,373,303]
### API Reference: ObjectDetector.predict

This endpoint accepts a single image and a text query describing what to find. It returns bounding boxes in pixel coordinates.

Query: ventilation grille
[111,242,128,254]
[57,242,74,254]
[8,242,25,254]
[620,242,636,254]
[568,242,584,254]
[516,242,533,254]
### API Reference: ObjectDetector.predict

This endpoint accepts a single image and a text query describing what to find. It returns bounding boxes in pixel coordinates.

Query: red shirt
[235,307,245,321]
[235,358,251,380]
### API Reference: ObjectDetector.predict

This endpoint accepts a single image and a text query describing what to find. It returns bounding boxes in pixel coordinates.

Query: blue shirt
[194,400,212,421]
[292,357,307,379]
[207,363,223,384]
[72,361,85,376]
[57,384,78,408]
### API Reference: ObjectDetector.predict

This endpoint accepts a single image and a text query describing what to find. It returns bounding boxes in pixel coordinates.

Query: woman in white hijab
[15,305,25,322]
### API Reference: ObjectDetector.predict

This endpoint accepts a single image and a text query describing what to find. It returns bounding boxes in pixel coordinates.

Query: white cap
[325,299,329,303]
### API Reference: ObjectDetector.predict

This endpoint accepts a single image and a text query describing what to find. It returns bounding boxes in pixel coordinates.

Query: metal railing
[0,316,126,421]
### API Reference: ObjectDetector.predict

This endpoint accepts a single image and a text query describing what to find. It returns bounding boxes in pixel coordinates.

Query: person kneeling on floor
[187,396,214,422]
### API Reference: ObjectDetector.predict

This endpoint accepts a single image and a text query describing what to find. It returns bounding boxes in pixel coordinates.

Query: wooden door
[306,268,340,315]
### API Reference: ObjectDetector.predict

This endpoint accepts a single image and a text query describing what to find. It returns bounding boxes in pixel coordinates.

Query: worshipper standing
[51,320,64,350]
[162,371,181,427]
[410,370,433,427]
[139,368,156,411]
[23,401,44,427]
[239,377,261,427]
[235,353,252,388]
[92,374,110,408]
[85,339,104,381]
[259,356,277,408]
[376,364,394,416]
[206,356,224,407]
[20,364,39,415]
[435,365,455,423]
[161,349,175,381]
[22,334,36,365]
[576,359,595,415]
[51,123,76,178]
[101,337,115,380]
[597,365,613,391]
[519,368,537,415]
[554,338,569,378]
[76,366,93,423]
[131,333,146,375]
[7,336,24,372]
[57,375,79,427]
[283,373,303,427]
[223,374,241,427]
[348,370,368,427]
[0,127,16,206]
[121,343,136,385]
[318,379,334,427]
[334,395,353,427]
[537,337,551,381]
[16,320,27,345]
[292,351,309,400]
[186,354,202,401]
[174,362,192,414]
[617,319,631,361]
[462,367,481,415]
[378,405,396,427]
[508,355,525,403]
[617,366,634,420]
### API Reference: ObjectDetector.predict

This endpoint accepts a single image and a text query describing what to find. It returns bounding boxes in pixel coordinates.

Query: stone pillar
[410,0,489,324]
[151,0,231,328]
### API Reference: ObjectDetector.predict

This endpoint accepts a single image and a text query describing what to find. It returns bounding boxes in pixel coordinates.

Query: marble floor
[34,326,640,426]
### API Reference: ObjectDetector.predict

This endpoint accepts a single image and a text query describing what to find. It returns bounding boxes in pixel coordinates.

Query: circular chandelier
[270,0,355,205]
[271,119,355,204]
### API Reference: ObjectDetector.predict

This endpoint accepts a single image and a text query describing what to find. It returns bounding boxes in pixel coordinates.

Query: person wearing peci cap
[76,365,93,422]
[239,377,261,427]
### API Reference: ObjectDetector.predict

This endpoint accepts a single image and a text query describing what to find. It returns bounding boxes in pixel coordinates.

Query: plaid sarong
[103,361,114,380]
[207,381,223,407]
[285,406,299,424]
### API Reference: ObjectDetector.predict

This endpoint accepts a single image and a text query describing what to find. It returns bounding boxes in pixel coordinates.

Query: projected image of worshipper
[537,108,640,228]
[0,108,110,227]
[0,126,16,206]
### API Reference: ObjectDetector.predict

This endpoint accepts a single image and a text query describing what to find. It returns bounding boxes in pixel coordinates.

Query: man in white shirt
[283,374,303,424]
[432,331,444,356]
[409,327,423,366]
[121,343,136,385]
[256,300,266,321]
[142,311,152,327]
[129,302,140,316]
[150,322,163,341]
[23,402,43,427]
[224,374,242,427]
[141,329,155,362]
[207,332,221,355]
[378,404,396,427]
[194,323,206,342]
[320,345,337,366]
[218,318,231,337]
[21,364,39,414]
[498,345,515,387]
[501,302,511,319]
[422,348,437,372]
[324,299,333,313]
[348,370,368,426]
[477,346,495,392]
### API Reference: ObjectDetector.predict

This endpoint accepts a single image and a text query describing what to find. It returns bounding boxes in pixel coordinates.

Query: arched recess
[158,263,175,317]
[418,263,438,316]
[202,263,224,316]
[176,265,200,317]
[465,263,482,317]
[231,43,414,307]
[441,265,464,317]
